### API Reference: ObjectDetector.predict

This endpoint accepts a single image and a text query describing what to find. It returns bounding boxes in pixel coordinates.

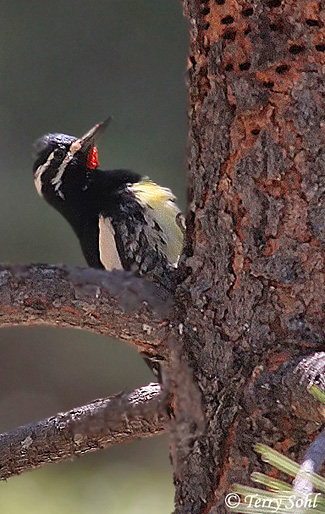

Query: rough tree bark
[0,383,165,479]
[168,0,325,512]
[0,1,325,513]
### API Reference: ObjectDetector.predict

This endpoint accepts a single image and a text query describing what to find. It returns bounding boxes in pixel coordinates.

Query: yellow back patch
[129,180,184,265]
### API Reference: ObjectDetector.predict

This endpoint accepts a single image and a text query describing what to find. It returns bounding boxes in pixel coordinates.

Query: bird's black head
[33,119,110,205]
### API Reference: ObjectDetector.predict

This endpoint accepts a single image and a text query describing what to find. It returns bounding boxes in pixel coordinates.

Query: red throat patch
[87,147,99,169]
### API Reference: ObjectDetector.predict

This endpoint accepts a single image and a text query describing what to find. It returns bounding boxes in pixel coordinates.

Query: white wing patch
[128,180,184,266]
[98,216,123,271]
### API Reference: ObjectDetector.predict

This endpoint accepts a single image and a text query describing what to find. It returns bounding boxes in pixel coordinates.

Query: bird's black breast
[77,215,104,269]
[63,168,141,271]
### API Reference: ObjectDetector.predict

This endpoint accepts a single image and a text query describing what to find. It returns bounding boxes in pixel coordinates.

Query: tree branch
[251,353,325,425]
[0,383,166,479]
[0,264,173,359]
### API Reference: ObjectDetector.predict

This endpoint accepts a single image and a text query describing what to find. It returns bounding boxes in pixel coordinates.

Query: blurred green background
[0,1,188,512]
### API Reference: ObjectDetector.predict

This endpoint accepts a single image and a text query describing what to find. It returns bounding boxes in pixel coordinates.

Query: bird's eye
[53,148,66,161]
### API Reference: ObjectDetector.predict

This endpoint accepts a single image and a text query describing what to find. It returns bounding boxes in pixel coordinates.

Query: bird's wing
[99,180,184,277]
[128,180,184,266]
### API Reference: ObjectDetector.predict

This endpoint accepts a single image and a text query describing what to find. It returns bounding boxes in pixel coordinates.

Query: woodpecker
[33,120,184,377]
[32,119,184,289]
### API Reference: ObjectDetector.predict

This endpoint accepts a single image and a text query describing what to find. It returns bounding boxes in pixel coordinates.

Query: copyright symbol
[225,493,240,509]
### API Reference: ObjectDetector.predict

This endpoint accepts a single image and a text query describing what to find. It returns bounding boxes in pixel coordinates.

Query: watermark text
[225,492,321,511]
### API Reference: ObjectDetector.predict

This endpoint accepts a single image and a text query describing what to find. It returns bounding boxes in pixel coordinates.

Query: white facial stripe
[34,151,55,197]
[51,153,73,191]
[51,140,82,193]
[70,140,82,153]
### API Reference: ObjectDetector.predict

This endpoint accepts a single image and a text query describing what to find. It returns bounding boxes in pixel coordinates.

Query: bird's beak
[77,117,112,154]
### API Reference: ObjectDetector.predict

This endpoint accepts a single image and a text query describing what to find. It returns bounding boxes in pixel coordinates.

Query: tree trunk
[170,1,325,511]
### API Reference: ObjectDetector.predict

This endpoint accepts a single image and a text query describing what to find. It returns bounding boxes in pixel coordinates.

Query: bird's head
[33,119,111,204]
